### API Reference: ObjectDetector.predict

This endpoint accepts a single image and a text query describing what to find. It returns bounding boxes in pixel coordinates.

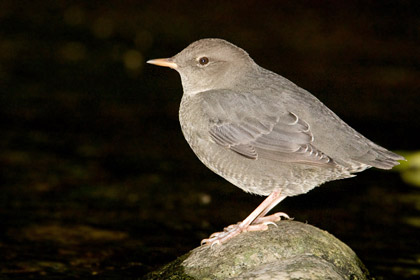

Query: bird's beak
[147,58,178,69]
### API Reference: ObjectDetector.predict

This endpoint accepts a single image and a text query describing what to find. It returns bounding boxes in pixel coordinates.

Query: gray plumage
[151,38,403,195]
[162,38,403,196]
[148,38,404,245]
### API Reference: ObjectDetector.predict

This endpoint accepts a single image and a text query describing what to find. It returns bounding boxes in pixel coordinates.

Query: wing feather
[202,91,334,166]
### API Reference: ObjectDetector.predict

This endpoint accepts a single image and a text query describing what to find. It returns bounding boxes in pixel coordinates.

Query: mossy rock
[145,221,370,280]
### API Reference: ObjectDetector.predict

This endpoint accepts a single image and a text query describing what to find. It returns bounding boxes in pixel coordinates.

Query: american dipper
[147,38,404,246]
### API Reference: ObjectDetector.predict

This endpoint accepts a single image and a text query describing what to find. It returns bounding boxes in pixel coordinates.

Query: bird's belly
[187,137,350,197]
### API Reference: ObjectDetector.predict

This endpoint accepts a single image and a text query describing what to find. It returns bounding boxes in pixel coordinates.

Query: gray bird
[147,38,404,246]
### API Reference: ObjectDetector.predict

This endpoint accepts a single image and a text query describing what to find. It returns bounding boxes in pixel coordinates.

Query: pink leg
[201,191,290,247]
[252,193,290,224]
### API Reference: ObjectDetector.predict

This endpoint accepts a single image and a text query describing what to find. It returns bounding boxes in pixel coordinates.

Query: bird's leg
[201,190,290,246]
[252,193,291,224]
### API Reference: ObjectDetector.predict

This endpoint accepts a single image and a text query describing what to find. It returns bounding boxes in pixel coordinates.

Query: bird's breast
[179,94,209,148]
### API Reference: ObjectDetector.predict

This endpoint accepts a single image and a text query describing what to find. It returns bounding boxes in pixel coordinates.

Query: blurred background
[1,0,419,279]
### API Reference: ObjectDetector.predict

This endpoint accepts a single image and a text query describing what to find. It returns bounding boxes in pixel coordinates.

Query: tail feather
[359,145,405,170]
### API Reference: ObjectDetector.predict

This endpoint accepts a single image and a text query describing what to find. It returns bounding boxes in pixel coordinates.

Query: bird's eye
[198,57,209,65]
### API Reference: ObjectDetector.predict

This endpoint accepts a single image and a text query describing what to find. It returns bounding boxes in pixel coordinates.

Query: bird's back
[255,67,403,171]
[178,66,403,196]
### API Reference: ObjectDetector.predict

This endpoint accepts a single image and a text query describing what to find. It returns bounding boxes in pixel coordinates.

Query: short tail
[359,144,405,170]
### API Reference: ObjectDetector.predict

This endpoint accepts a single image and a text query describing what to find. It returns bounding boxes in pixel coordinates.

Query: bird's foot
[252,212,292,224]
[201,212,291,247]
[200,223,267,247]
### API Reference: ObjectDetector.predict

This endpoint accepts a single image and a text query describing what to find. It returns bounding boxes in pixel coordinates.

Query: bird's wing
[201,90,334,166]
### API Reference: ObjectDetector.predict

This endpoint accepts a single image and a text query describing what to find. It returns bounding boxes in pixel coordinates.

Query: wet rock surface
[147,221,370,280]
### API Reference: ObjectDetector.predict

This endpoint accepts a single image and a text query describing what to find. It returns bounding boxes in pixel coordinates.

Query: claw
[265,221,277,227]
[200,191,290,247]
[201,213,291,246]
[275,212,291,220]
[210,240,221,248]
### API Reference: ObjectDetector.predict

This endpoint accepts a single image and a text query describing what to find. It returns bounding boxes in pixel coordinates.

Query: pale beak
[147,58,178,69]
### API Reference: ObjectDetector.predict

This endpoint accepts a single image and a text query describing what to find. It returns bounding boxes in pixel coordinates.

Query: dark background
[1,1,419,279]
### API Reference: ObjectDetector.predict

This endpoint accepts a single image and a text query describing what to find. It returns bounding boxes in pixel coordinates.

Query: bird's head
[148,38,258,95]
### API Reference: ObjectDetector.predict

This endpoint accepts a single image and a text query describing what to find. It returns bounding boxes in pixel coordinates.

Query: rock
[145,221,370,280]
